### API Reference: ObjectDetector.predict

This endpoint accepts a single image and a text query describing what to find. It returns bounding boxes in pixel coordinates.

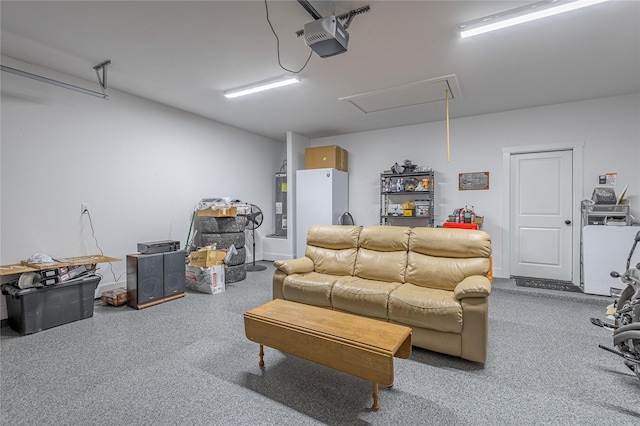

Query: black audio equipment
[163,250,186,297]
[126,253,164,309]
[137,240,180,254]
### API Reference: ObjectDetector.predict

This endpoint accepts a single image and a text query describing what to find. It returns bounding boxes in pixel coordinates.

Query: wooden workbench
[0,255,120,276]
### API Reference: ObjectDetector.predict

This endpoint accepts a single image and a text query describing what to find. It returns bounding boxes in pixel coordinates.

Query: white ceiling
[1,0,639,141]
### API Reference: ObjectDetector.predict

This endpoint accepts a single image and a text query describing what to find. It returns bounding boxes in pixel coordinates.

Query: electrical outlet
[81,203,90,214]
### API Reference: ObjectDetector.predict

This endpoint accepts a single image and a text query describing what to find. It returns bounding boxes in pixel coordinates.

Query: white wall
[311,93,640,279]
[1,58,284,318]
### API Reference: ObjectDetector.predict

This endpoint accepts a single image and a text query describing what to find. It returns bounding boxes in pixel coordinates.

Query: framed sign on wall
[459,172,489,191]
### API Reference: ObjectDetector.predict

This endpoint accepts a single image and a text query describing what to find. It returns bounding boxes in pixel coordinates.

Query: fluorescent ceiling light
[223,75,300,99]
[459,0,609,39]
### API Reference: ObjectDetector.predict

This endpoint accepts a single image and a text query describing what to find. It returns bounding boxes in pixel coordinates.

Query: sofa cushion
[354,226,410,283]
[388,283,462,333]
[307,246,358,276]
[406,251,491,291]
[332,276,402,320]
[354,248,408,283]
[306,225,361,276]
[358,225,410,252]
[282,272,336,307]
[409,227,491,258]
[307,224,361,249]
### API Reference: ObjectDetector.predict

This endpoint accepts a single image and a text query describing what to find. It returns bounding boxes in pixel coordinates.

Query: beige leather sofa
[273,225,492,363]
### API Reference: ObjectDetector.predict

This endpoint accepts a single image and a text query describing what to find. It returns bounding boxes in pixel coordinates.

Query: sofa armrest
[273,257,315,275]
[454,275,492,299]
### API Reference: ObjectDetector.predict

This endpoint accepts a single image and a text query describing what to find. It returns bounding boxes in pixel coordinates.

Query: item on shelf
[387,204,402,216]
[404,177,419,191]
[402,159,417,173]
[400,201,416,210]
[382,177,392,193]
[448,206,482,224]
[391,162,404,174]
[415,200,430,217]
[591,187,617,205]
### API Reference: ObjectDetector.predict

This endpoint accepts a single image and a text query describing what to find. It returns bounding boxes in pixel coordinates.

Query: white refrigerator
[296,168,349,258]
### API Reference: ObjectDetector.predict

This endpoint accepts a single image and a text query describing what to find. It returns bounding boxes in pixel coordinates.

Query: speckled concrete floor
[1,265,638,425]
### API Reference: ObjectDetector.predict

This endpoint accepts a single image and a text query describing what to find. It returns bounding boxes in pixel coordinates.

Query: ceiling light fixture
[459,0,609,39]
[223,75,300,99]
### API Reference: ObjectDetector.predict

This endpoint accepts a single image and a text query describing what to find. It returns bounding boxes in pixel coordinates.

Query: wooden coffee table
[244,299,412,411]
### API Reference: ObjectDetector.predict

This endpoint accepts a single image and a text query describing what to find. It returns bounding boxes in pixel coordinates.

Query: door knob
[565,220,571,225]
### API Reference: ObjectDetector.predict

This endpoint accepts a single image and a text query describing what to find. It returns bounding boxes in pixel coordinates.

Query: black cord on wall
[81,209,124,284]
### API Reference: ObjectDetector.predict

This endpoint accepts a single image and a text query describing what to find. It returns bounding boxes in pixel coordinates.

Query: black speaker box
[163,250,186,297]
[127,253,164,308]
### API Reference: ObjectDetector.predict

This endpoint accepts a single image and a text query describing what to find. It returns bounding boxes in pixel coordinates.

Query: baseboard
[262,236,293,261]
[262,253,293,261]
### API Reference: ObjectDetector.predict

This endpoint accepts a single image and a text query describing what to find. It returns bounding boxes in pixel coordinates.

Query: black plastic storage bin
[1,274,101,335]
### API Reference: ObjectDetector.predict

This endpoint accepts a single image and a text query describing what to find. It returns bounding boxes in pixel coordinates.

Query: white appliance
[582,225,640,295]
[296,168,349,258]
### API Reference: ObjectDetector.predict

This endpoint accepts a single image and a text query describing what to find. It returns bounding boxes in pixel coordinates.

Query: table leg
[371,382,379,411]
[259,344,264,367]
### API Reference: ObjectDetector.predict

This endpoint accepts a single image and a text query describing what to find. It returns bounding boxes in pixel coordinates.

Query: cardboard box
[101,287,128,306]
[185,264,225,295]
[305,145,348,172]
[189,249,226,267]
[400,201,416,210]
[196,206,237,217]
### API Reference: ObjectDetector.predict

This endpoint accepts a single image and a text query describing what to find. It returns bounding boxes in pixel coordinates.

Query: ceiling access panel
[339,74,462,114]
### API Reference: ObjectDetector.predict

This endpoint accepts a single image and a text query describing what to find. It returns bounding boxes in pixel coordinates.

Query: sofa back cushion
[306,225,361,276]
[354,226,410,283]
[407,228,491,291]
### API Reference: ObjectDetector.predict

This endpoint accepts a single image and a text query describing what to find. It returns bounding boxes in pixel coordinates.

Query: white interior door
[510,150,573,281]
